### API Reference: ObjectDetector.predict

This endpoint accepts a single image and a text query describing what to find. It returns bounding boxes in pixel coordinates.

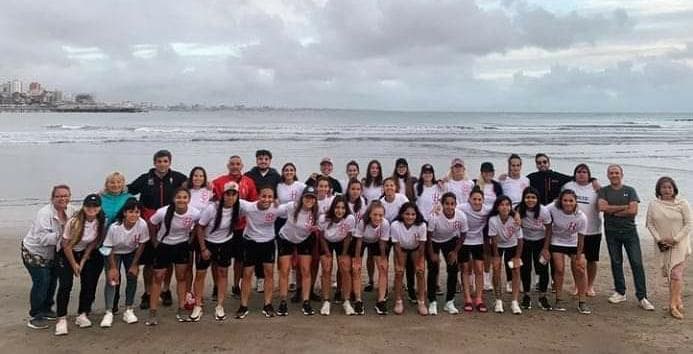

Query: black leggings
[426,238,458,302]
[56,250,103,317]
[521,239,549,294]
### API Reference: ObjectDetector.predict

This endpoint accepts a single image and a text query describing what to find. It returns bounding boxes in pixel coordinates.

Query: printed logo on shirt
[567,222,577,232]
[182,216,194,228]
[264,212,275,223]
[147,178,154,186]
[132,233,141,247]
[338,222,351,237]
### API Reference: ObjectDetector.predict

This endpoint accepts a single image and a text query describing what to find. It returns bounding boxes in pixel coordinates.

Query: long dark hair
[281,162,299,183]
[517,187,541,219]
[555,189,578,213]
[347,178,364,213]
[211,190,240,236]
[293,194,319,225]
[489,195,515,218]
[572,163,592,180]
[395,201,425,226]
[416,164,437,197]
[325,195,351,228]
[363,160,383,188]
[163,187,190,237]
[115,197,141,224]
[362,200,385,230]
[184,166,208,189]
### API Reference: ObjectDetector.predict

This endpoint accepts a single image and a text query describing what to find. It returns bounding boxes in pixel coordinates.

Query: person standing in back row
[306,157,342,195]
[597,164,655,311]
[527,153,572,205]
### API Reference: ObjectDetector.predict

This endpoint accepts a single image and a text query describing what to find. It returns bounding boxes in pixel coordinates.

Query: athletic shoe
[483,272,493,291]
[435,286,444,296]
[354,301,365,315]
[54,318,68,336]
[75,313,92,328]
[277,301,288,316]
[407,289,417,304]
[262,304,276,318]
[578,301,592,315]
[139,293,150,310]
[374,301,388,315]
[521,294,532,310]
[122,309,138,324]
[608,292,627,304]
[27,317,49,329]
[538,296,553,311]
[343,300,356,315]
[302,301,315,316]
[235,306,249,319]
[291,289,302,303]
[320,301,331,316]
[494,299,504,313]
[334,291,344,304]
[553,300,567,312]
[256,278,265,293]
[505,282,512,294]
[42,310,57,321]
[100,311,113,328]
[511,300,522,315]
[161,290,173,307]
[231,285,241,299]
[417,301,429,316]
[639,298,655,311]
[215,305,227,321]
[394,300,404,315]
[364,282,374,292]
[176,308,190,322]
[144,312,158,326]
[189,305,203,322]
[428,301,438,315]
[444,300,459,314]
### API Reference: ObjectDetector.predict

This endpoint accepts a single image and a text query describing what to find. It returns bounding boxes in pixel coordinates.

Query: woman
[458,187,490,312]
[347,178,367,223]
[380,177,410,223]
[427,192,467,315]
[499,154,530,208]
[190,182,240,322]
[475,162,503,291]
[276,162,305,294]
[352,201,390,315]
[22,185,76,330]
[415,164,446,221]
[646,177,691,319]
[445,158,475,204]
[340,160,360,193]
[55,194,106,335]
[184,167,213,310]
[361,160,383,292]
[391,202,428,315]
[147,187,201,325]
[101,198,149,327]
[546,189,590,314]
[488,195,523,314]
[392,158,417,202]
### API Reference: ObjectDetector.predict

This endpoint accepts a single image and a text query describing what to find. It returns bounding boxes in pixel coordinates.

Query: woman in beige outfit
[646,177,691,319]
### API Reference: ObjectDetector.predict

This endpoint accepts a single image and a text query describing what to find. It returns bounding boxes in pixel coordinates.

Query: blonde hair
[103,172,126,194]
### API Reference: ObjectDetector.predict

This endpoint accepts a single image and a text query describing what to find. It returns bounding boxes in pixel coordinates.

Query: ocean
[1,110,691,233]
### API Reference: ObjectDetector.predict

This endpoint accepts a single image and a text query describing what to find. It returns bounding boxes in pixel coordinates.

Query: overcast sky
[1,0,692,111]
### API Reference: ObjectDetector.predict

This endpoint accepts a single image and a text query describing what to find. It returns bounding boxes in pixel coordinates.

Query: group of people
[21,149,691,336]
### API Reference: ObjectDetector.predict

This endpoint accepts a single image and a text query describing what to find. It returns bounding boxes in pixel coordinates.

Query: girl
[458,187,491,312]
[446,158,475,204]
[415,164,446,221]
[380,177,409,223]
[546,189,590,314]
[488,195,523,314]
[499,154,530,208]
[340,160,360,193]
[352,201,390,315]
[392,158,417,202]
[312,176,334,300]
[362,160,384,204]
[276,162,305,294]
[190,182,240,322]
[276,186,320,316]
[475,162,503,291]
[391,202,428,315]
[184,167,213,310]
[101,198,149,327]
[147,187,201,325]
[316,176,335,216]
[427,192,467,315]
[55,194,106,336]
[347,178,367,223]
[318,195,356,315]
[516,187,553,311]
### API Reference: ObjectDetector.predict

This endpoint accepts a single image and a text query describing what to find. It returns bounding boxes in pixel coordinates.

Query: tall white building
[11,80,22,94]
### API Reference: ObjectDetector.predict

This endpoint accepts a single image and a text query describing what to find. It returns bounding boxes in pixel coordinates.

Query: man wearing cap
[305,157,343,194]
[445,158,475,203]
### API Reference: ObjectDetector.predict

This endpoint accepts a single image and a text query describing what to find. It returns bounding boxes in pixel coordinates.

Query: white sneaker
[122,309,138,324]
[214,305,227,321]
[444,300,459,314]
[483,272,493,291]
[320,301,331,316]
[74,313,92,328]
[343,300,356,316]
[428,301,438,315]
[190,305,203,322]
[639,298,655,311]
[494,299,504,313]
[608,292,627,304]
[100,311,113,328]
[506,282,512,294]
[256,278,265,293]
[511,300,522,315]
[55,318,68,336]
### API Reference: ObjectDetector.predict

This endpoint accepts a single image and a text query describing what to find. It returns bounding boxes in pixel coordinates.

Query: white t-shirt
[415,183,445,221]
[482,183,497,209]
[447,179,475,205]
[348,197,367,224]
[501,176,530,207]
[458,203,490,245]
[239,200,288,243]
[150,206,201,245]
[390,221,427,250]
[380,193,409,223]
[198,204,235,243]
[362,184,383,204]
[563,181,602,235]
[548,204,587,247]
[427,210,468,243]
[278,202,316,244]
[320,214,356,243]
[189,188,213,213]
[318,195,335,216]
[62,218,99,252]
[520,205,552,241]
[488,215,523,248]
[103,218,150,254]
[277,182,305,206]
[353,219,390,244]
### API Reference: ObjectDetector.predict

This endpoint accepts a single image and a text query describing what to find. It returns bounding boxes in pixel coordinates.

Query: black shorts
[139,241,156,266]
[550,245,577,255]
[459,244,484,262]
[196,239,233,269]
[322,240,346,257]
[427,238,458,261]
[365,241,387,257]
[583,234,601,262]
[277,236,314,257]
[153,242,191,269]
[230,229,244,259]
[497,246,517,260]
[243,238,276,265]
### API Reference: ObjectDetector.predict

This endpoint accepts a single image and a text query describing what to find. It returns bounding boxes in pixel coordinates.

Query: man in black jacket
[526,153,573,205]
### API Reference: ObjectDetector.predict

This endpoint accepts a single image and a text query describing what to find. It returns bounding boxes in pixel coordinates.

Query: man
[597,164,654,310]
[526,153,573,205]
[305,157,342,194]
[127,150,187,310]
[212,155,257,297]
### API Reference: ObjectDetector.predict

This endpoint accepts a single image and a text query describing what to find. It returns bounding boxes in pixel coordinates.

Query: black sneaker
[211,286,218,302]
[521,294,532,310]
[354,301,365,315]
[139,293,150,310]
[374,301,388,315]
[161,290,173,307]
[578,301,592,315]
[538,296,553,311]
[310,292,322,302]
[235,306,249,319]
[553,300,567,312]
[291,289,302,303]
[27,317,49,329]
[277,301,289,316]
[231,286,241,299]
[176,308,190,322]
[334,291,344,304]
[302,301,315,316]
[42,310,57,321]
[262,304,276,318]
[364,282,374,292]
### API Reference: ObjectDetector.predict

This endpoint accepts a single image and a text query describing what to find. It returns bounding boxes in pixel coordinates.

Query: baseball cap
[395,158,408,167]
[320,157,333,166]
[480,162,495,172]
[302,186,318,197]
[223,181,240,193]
[421,164,434,172]
[451,158,465,168]
[83,193,102,207]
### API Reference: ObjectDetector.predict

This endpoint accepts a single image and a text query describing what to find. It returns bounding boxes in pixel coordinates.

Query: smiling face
[282,164,296,182]
[84,205,101,220]
[383,179,397,196]
[524,192,538,209]
[334,201,347,219]
[451,164,465,179]
[421,170,434,184]
[106,176,125,194]
[401,207,417,226]
[469,191,484,211]
[508,157,522,178]
[317,179,331,198]
[607,166,623,186]
[258,188,274,209]
[320,162,333,176]
[369,162,380,178]
[575,166,590,184]
[124,208,140,225]
[659,181,675,200]
[369,206,385,226]
[346,164,359,179]
[560,193,577,214]
[497,199,511,218]
[442,196,456,217]
[348,182,362,201]
[223,190,239,207]
[52,187,71,210]
[154,156,171,174]
[174,190,190,210]
[302,195,317,209]
[535,156,550,172]
[191,169,206,189]
[481,170,494,182]
[256,154,271,171]
[227,157,243,175]
[396,164,408,177]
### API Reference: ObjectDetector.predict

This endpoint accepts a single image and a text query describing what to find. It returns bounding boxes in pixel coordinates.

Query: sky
[1,0,692,112]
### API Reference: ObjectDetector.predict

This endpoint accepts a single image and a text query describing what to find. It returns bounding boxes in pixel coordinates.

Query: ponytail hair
[212,193,240,237]
[163,187,190,238]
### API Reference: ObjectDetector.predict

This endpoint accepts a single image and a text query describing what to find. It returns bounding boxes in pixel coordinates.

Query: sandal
[463,302,474,312]
[476,302,488,313]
